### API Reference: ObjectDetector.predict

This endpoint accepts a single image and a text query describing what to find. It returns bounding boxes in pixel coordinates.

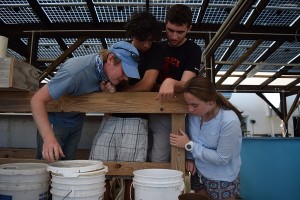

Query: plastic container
[47,160,108,200]
[132,169,185,200]
[0,163,50,200]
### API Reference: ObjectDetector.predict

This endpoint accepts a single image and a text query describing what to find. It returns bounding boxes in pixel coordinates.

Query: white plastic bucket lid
[0,163,49,176]
[132,178,184,187]
[47,160,106,177]
[133,168,183,178]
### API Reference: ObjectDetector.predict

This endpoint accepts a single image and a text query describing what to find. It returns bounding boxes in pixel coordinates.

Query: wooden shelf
[0,92,188,175]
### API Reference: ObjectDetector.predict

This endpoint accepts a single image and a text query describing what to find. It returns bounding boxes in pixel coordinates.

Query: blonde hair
[99,49,122,65]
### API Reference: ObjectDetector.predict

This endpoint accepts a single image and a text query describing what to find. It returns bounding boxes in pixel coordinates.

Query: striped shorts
[90,116,148,162]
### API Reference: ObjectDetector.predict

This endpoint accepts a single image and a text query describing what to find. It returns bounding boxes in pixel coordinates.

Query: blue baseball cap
[109,41,140,79]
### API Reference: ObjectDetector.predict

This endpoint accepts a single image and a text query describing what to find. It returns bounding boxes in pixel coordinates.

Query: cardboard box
[0,57,39,91]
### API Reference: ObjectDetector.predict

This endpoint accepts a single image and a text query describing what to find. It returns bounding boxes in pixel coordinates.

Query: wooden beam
[171,114,186,172]
[195,0,209,28]
[244,0,269,29]
[39,36,87,81]
[233,41,284,88]
[1,22,297,41]
[0,92,188,114]
[216,39,263,86]
[27,32,40,68]
[0,148,171,176]
[214,39,240,74]
[203,0,256,58]
[0,158,171,176]
[0,91,60,112]
[0,148,89,160]
[105,162,171,176]
[86,0,99,23]
[0,92,188,175]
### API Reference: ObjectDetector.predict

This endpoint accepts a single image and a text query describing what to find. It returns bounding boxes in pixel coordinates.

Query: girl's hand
[170,128,190,149]
[186,160,196,175]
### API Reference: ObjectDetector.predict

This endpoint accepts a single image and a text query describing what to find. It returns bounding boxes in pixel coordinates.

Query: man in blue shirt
[31,41,140,163]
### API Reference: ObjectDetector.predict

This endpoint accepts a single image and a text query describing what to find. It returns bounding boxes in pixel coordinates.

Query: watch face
[186,144,192,149]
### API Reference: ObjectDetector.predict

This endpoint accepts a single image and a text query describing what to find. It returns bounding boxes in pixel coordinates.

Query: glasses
[113,47,140,62]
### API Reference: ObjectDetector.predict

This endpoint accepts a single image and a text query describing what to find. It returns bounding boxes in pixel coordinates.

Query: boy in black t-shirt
[149,4,202,162]
[148,5,202,195]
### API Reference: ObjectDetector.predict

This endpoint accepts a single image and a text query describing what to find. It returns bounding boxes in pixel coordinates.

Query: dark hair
[184,76,243,121]
[166,4,192,26]
[125,11,162,42]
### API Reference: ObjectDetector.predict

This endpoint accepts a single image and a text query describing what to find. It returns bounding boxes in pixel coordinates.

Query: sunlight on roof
[255,72,276,76]
[239,77,268,85]
[217,71,244,76]
[268,78,297,86]
[215,76,240,85]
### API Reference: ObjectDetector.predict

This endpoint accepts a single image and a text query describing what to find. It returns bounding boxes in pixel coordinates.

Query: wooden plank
[171,114,186,174]
[39,36,87,81]
[0,158,170,176]
[0,92,188,114]
[0,148,171,176]
[0,91,34,112]
[0,158,47,165]
[0,148,90,160]
[0,57,40,91]
[0,91,61,113]
[105,162,171,176]
[0,92,188,175]
[62,92,187,113]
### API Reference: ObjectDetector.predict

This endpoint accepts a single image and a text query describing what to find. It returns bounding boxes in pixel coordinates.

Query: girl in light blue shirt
[170,76,242,200]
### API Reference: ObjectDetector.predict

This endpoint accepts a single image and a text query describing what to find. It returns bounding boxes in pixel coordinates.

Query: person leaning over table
[170,76,243,200]
[89,11,163,200]
[148,4,202,163]
[31,41,140,163]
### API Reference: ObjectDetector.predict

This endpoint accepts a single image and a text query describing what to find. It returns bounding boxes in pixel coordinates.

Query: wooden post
[171,114,186,173]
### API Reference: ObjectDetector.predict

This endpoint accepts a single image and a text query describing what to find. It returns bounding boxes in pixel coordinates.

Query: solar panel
[0,0,299,89]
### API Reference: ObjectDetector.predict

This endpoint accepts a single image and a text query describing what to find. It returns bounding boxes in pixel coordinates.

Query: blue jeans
[36,123,84,160]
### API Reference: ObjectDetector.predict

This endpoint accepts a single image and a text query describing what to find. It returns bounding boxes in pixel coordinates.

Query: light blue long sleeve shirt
[186,108,242,182]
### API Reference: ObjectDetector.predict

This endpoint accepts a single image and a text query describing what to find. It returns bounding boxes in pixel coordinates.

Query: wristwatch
[185,141,194,151]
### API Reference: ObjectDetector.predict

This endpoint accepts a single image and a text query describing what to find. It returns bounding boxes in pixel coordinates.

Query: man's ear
[107,53,114,63]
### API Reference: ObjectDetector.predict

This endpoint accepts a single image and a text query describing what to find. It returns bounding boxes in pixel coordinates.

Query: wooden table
[0,92,188,176]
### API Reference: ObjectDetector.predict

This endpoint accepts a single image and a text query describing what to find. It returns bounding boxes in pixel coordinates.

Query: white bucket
[47,160,108,200]
[132,169,185,200]
[0,163,50,200]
